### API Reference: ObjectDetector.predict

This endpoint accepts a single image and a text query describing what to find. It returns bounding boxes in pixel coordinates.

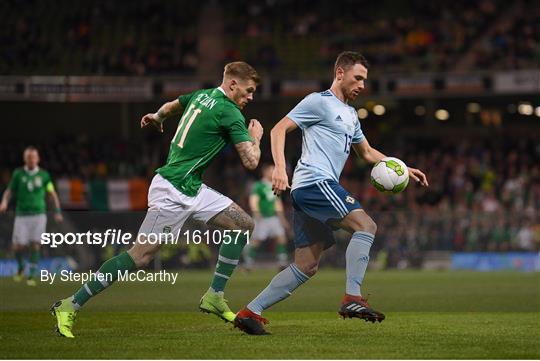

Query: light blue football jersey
[288,89,366,190]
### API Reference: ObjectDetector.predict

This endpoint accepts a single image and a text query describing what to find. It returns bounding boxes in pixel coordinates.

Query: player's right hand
[0,202,7,213]
[54,212,63,223]
[248,119,263,142]
[272,166,290,196]
[141,113,163,133]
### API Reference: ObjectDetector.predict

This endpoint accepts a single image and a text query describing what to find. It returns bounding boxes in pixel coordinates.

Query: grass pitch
[1,269,539,359]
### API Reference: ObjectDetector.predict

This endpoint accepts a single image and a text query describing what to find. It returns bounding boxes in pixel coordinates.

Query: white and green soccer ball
[370,157,409,193]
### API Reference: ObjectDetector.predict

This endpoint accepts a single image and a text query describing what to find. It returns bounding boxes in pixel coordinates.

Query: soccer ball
[370,157,409,193]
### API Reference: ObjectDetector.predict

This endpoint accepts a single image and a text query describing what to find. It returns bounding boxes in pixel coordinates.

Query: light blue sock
[346,231,374,296]
[247,263,309,314]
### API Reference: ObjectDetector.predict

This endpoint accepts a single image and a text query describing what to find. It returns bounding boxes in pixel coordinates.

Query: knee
[296,260,319,277]
[138,254,154,268]
[128,247,155,268]
[363,217,377,235]
[236,215,254,234]
[351,214,377,235]
[244,216,255,234]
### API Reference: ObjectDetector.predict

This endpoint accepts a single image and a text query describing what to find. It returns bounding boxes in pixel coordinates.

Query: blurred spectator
[517,220,535,251]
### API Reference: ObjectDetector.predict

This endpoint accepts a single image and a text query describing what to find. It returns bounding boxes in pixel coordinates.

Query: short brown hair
[24,145,38,153]
[334,51,369,76]
[224,61,260,84]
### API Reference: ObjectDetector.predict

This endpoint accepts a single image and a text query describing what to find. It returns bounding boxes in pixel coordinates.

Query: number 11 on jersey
[173,103,202,148]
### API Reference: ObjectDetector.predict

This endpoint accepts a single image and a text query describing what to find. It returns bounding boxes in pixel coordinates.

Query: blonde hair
[224,62,260,84]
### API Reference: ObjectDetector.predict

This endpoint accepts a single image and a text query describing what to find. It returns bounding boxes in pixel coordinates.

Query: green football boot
[199,289,236,323]
[13,272,23,282]
[50,297,78,338]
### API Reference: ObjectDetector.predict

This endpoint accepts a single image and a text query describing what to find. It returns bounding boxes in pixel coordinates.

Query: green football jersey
[8,167,53,215]
[156,88,252,196]
[252,180,277,217]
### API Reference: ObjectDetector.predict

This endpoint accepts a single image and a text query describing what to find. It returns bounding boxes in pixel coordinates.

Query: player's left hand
[140,113,163,133]
[54,212,63,223]
[272,166,290,196]
[248,119,263,142]
[408,167,429,187]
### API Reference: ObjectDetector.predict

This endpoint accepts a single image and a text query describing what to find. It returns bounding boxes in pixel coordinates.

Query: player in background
[0,146,63,286]
[51,62,263,338]
[244,164,290,270]
[234,52,429,335]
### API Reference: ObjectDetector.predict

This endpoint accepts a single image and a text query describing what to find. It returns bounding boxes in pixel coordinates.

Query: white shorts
[138,174,233,237]
[12,214,47,246]
[252,215,285,241]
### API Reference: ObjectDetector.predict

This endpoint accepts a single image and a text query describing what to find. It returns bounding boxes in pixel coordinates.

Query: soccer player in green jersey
[245,164,290,270]
[51,62,263,338]
[0,146,63,286]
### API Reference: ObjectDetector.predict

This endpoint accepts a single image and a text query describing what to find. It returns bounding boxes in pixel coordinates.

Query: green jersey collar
[24,166,39,175]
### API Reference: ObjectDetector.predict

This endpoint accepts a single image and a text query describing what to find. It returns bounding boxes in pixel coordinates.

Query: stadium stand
[0,0,199,75]
[2,0,538,76]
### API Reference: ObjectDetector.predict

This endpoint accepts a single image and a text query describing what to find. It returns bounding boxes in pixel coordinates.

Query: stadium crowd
[1,0,199,75]
[471,3,540,70]
[223,0,504,75]
[1,135,538,255]
[2,0,539,76]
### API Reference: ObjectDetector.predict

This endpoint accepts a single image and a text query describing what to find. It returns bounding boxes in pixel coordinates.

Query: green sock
[28,249,40,280]
[15,250,24,275]
[249,245,257,260]
[211,233,248,292]
[72,251,135,308]
[276,244,288,265]
[243,244,256,268]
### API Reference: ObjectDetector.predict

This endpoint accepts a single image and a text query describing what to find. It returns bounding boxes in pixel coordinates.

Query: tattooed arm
[235,119,263,170]
[235,140,261,170]
[140,99,183,133]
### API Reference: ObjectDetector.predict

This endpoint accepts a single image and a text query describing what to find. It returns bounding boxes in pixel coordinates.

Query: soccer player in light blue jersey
[235,51,429,335]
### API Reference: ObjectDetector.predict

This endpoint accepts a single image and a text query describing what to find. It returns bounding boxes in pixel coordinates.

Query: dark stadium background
[0,1,539,358]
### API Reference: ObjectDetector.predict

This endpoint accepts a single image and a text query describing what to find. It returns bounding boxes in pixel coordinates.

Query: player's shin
[27,248,40,280]
[243,243,256,269]
[72,251,135,308]
[14,249,24,275]
[345,231,374,296]
[210,233,248,292]
[276,244,288,266]
[247,263,309,315]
